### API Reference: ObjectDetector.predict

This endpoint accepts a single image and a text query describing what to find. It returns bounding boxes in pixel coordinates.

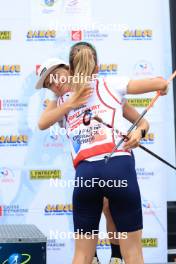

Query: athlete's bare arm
[123,101,149,149]
[38,86,93,130]
[123,101,149,131]
[38,100,71,130]
[127,77,168,95]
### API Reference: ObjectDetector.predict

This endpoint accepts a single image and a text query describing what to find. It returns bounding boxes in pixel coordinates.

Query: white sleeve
[106,76,130,97]
[45,89,58,102]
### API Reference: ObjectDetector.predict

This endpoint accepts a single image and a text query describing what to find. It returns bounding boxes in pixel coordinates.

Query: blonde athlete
[36,48,167,264]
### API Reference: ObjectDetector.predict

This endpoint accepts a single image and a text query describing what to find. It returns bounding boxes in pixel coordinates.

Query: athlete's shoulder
[104,75,130,85]
[103,75,130,96]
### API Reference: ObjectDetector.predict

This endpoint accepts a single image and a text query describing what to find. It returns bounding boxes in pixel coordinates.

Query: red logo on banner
[71,31,82,41]
[0,206,3,216]
[0,99,2,110]
[36,65,41,76]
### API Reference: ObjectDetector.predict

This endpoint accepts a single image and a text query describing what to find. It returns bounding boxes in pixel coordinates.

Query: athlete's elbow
[38,120,47,130]
[154,77,168,91]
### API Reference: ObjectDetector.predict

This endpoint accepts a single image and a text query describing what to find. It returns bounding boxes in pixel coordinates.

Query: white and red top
[48,76,131,168]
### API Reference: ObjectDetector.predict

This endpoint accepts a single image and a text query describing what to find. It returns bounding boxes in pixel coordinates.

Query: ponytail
[69,42,97,91]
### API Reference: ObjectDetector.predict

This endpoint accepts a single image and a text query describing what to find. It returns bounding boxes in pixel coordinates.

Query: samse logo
[45,204,73,215]
[98,64,118,75]
[140,133,155,145]
[123,29,152,40]
[0,135,28,147]
[0,65,20,76]
[27,30,56,41]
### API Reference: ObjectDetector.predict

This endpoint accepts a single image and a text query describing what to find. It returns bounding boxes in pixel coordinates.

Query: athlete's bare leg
[72,235,98,264]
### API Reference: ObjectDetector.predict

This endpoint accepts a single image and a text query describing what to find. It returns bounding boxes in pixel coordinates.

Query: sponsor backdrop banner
[0,0,175,263]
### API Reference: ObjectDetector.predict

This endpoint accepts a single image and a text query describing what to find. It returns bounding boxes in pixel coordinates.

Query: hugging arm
[127,77,168,95]
[123,101,149,149]
[38,86,93,130]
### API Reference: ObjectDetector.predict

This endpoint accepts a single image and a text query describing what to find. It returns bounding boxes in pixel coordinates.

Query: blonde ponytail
[69,44,97,91]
